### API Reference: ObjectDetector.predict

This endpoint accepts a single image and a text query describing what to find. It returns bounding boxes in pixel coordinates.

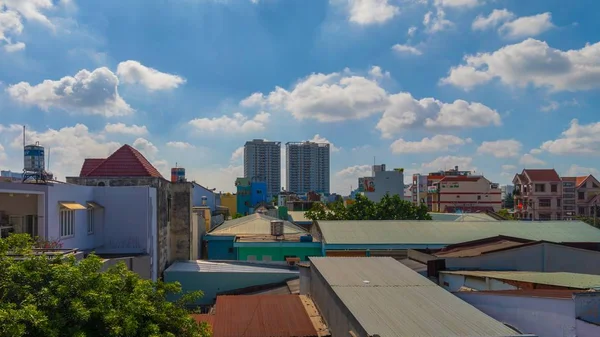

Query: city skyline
[0,0,599,194]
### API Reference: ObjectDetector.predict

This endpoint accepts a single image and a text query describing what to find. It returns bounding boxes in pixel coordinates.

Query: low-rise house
[301,257,531,337]
[204,213,321,261]
[513,169,563,220]
[431,175,502,213]
[456,290,600,337]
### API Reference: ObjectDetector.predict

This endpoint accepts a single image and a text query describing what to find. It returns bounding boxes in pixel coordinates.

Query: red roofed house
[67,144,196,277]
[431,175,502,213]
[513,169,563,221]
[562,175,600,220]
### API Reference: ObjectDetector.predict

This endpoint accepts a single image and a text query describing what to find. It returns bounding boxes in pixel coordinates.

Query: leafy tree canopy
[0,234,211,337]
[305,194,432,221]
[497,209,515,220]
[504,192,514,209]
[232,213,244,219]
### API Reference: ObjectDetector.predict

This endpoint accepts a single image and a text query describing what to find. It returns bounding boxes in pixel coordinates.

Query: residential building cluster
[3,138,600,337]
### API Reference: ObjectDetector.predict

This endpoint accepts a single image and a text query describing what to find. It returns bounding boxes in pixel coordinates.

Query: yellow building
[220,193,237,217]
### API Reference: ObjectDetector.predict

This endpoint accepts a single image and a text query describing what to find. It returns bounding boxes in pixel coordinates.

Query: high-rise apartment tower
[286,141,330,194]
[243,139,281,197]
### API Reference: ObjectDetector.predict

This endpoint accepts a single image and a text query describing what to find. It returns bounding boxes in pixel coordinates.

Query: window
[563,193,575,199]
[167,195,172,222]
[534,184,545,192]
[539,199,551,207]
[87,209,94,234]
[262,255,272,262]
[247,255,257,261]
[578,192,585,200]
[564,199,575,205]
[579,207,586,215]
[557,199,561,207]
[477,195,481,200]
[594,182,599,188]
[563,182,574,187]
[550,184,558,192]
[60,209,75,237]
[538,213,551,221]
[563,188,575,193]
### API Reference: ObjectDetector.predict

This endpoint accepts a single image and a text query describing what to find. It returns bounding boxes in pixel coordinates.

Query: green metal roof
[317,220,600,245]
[441,271,600,289]
[208,213,308,236]
[429,213,498,222]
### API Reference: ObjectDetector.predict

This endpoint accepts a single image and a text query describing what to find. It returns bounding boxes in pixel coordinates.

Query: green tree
[305,194,431,221]
[504,192,514,209]
[232,213,244,219]
[497,208,515,220]
[0,234,211,337]
[578,216,600,228]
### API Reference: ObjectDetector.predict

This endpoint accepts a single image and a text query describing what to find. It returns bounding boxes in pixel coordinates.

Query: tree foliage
[578,216,600,228]
[0,234,211,337]
[304,194,432,221]
[232,213,244,219]
[503,192,514,209]
[497,209,515,220]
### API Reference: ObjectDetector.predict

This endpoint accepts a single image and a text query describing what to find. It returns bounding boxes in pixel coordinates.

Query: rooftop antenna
[23,125,26,147]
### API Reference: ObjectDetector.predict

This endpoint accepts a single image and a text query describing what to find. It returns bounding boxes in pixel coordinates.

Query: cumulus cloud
[132,137,159,159]
[498,13,554,39]
[230,146,244,162]
[407,26,417,37]
[476,139,522,158]
[502,164,517,171]
[441,39,600,92]
[166,141,195,149]
[116,60,186,91]
[390,135,471,154]
[540,119,600,155]
[242,68,501,137]
[392,44,422,55]
[434,0,483,8]
[472,9,515,31]
[423,9,453,33]
[308,134,340,152]
[0,0,63,51]
[519,154,545,166]
[189,111,270,133]
[0,144,5,161]
[6,67,133,117]
[368,66,390,79]
[420,155,476,172]
[346,0,400,25]
[336,164,372,178]
[377,93,501,138]
[104,123,148,136]
[564,164,600,177]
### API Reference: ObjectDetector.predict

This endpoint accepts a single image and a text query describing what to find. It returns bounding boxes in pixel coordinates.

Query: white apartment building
[361,164,405,202]
[285,141,330,194]
[244,139,281,197]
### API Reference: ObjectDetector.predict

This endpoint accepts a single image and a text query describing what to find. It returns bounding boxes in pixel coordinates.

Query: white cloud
[502,164,516,171]
[423,9,453,33]
[476,139,522,158]
[308,134,340,152]
[241,71,389,122]
[472,9,514,31]
[104,123,148,136]
[434,0,483,8]
[166,141,195,149]
[346,0,400,26]
[336,164,372,178]
[540,99,579,112]
[0,0,62,51]
[390,135,471,154]
[6,67,133,117]
[407,26,417,37]
[392,43,422,55]
[377,93,501,138]
[421,155,476,172]
[4,41,25,52]
[530,148,542,155]
[333,164,372,194]
[230,146,244,162]
[498,13,554,39]
[441,38,600,92]
[116,60,186,91]
[540,119,600,155]
[0,144,5,161]
[132,138,159,159]
[368,66,390,79]
[188,111,270,133]
[519,154,545,166]
[564,164,600,177]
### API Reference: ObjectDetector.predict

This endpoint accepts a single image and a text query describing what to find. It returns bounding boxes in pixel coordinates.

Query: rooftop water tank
[171,167,186,183]
[300,234,313,242]
[24,143,45,172]
[270,220,284,236]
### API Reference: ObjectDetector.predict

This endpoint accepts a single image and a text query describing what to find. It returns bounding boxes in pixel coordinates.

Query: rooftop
[316,220,600,245]
[522,169,561,182]
[211,295,320,337]
[288,210,312,223]
[441,271,600,289]
[78,144,163,178]
[208,213,308,236]
[434,236,532,258]
[164,260,299,274]
[429,212,498,222]
[456,289,587,300]
[309,257,523,337]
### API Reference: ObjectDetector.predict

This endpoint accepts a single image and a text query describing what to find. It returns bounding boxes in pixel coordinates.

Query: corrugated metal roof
[442,271,600,289]
[191,314,215,327]
[310,257,523,337]
[317,220,600,245]
[457,289,584,299]
[164,260,299,274]
[212,295,319,337]
[435,239,528,257]
[288,211,312,223]
[209,213,307,236]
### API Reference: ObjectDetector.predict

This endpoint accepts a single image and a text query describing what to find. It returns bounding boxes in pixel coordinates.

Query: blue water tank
[24,144,45,172]
[300,234,313,242]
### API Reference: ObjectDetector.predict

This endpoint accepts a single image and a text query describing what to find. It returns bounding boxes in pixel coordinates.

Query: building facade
[412,166,475,211]
[513,169,563,220]
[244,139,281,198]
[285,141,330,194]
[358,164,404,202]
[431,176,502,213]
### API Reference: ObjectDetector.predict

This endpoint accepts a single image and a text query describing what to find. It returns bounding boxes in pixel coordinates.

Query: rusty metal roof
[435,239,529,257]
[212,295,319,337]
[191,314,215,327]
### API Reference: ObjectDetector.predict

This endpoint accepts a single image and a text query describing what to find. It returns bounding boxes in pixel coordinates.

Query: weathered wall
[170,183,192,262]
[237,245,323,262]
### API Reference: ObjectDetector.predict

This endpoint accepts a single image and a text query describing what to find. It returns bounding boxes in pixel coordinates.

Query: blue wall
[251,181,268,207]
[192,183,216,212]
[237,186,251,215]
[205,235,236,260]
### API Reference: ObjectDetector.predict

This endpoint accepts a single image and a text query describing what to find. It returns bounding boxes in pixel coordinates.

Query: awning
[59,202,87,210]
[87,201,104,209]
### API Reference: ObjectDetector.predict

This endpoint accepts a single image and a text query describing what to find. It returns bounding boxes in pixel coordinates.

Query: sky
[0,0,599,195]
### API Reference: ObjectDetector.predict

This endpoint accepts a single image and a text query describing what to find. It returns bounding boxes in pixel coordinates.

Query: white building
[244,139,281,197]
[285,141,330,194]
[0,181,158,280]
[361,164,405,202]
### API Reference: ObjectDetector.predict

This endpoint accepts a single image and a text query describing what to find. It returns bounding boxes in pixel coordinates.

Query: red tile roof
[439,176,481,182]
[80,145,163,178]
[79,158,105,176]
[576,176,589,188]
[212,295,319,337]
[523,169,561,182]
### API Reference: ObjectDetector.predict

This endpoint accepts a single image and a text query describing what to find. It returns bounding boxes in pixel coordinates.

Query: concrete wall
[192,184,215,212]
[205,236,236,260]
[364,169,404,203]
[439,273,517,292]
[456,292,576,337]
[170,183,192,262]
[101,255,152,279]
[433,177,502,212]
[220,194,236,217]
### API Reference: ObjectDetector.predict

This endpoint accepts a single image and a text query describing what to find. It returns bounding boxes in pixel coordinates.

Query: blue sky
[1,0,599,194]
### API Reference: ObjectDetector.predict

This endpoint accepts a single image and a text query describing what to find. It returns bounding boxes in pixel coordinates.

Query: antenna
[23,125,25,147]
